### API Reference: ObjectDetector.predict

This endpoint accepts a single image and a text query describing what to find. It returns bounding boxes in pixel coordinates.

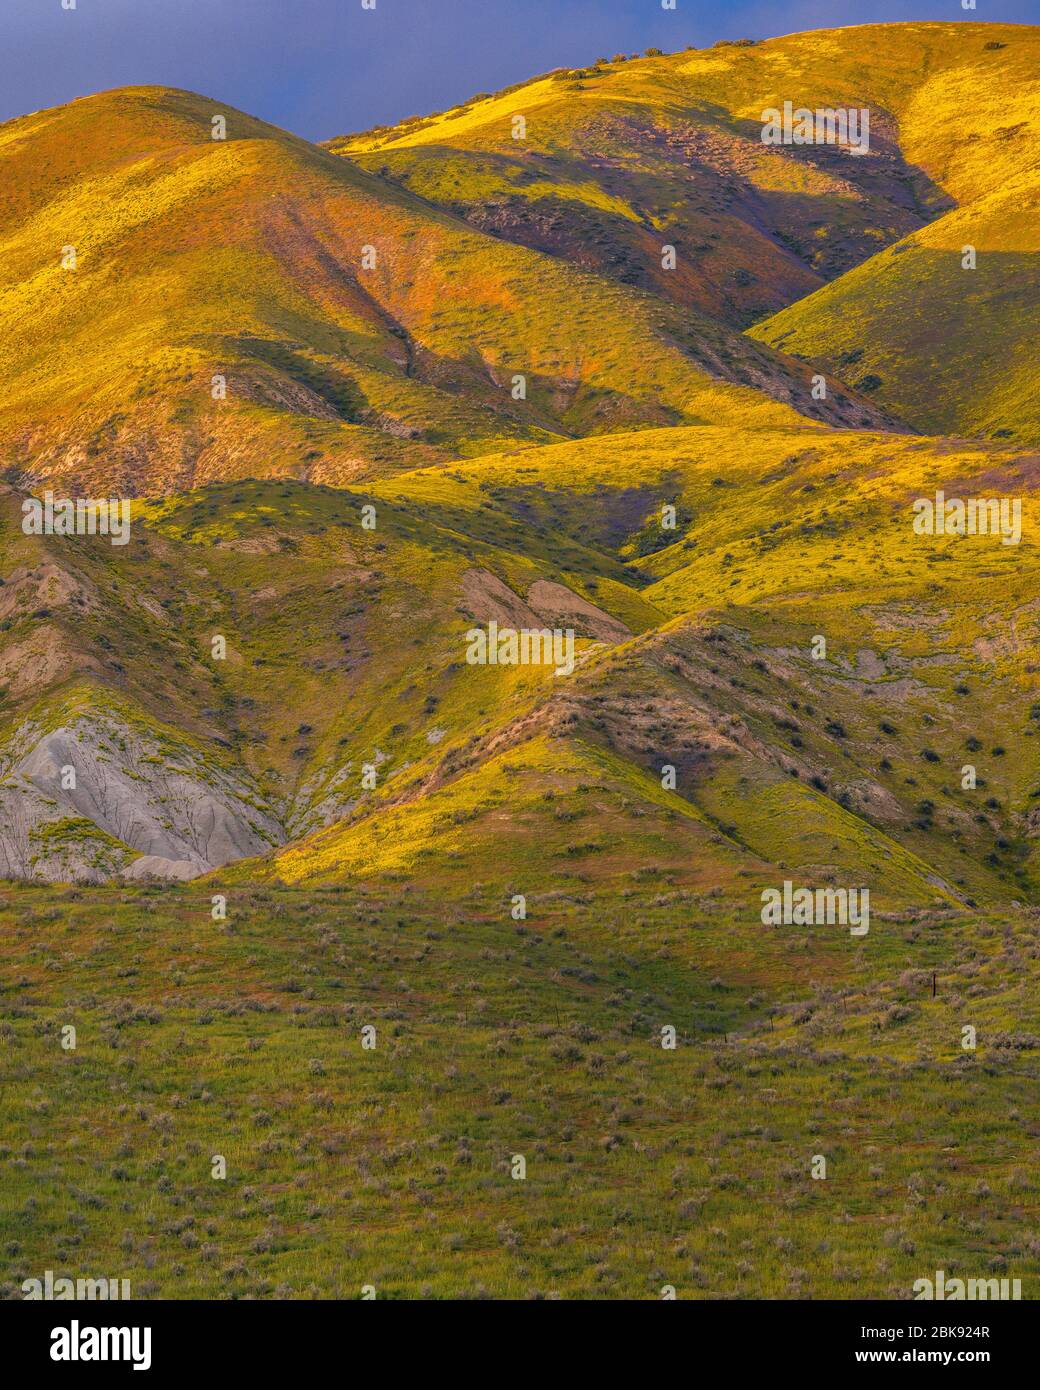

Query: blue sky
[3,0,1037,139]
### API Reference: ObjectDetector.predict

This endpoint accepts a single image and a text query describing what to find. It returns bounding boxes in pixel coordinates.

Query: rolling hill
[745,24,1040,443]
[2,422,1036,910]
[0,86,893,502]
[333,22,1040,446]
[328,28,959,325]
[2,21,1040,1303]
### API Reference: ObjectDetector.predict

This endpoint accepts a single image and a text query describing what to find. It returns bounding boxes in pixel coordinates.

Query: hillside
[744,25,1040,443]
[221,425,1040,909]
[333,22,1040,446]
[329,28,954,327]
[2,21,1039,1303]
[4,421,1035,910]
[0,87,891,501]
[5,877,1039,1300]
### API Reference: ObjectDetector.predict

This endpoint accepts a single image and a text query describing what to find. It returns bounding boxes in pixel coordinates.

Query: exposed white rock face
[0,711,284,881]
[122,855,200,881]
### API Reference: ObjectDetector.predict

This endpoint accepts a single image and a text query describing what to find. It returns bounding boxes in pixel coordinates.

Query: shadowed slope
[214,426,1040,908]
[331,22,1040,447]
[749,24,1040,444]
[330,23,1011,326]
[0,87,895,499]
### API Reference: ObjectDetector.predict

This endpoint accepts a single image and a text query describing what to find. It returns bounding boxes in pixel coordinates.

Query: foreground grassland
[2,882,1039,1300]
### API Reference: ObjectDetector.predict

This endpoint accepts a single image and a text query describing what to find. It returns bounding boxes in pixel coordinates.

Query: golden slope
[0,86,889,498]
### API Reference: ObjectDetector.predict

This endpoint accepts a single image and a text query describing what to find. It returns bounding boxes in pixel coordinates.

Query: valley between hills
[2,22,1039,1300]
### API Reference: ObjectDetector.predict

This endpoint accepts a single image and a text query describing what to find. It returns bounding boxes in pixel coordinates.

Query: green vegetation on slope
[2,23,1038,1302]
[3,882,1039,1298]
[0,85,884,500]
